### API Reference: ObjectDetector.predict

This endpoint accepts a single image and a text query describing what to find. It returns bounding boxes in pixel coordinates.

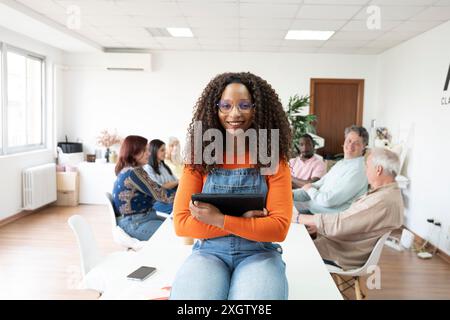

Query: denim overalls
[170,167,288,300]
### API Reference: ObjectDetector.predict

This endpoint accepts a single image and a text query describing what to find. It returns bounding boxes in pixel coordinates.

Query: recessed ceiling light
[146,27,171,37]
[166,27,194,38]
[285,30,335,41]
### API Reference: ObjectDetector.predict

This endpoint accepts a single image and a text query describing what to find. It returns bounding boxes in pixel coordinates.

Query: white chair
[326,231,391,300]
[105,192,145,251]
[68,215,135,294]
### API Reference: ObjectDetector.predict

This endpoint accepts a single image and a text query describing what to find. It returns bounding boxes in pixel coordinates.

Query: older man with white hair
[293,148,404,270]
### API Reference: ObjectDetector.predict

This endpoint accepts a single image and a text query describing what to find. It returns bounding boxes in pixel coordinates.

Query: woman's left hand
[189,200,225,229]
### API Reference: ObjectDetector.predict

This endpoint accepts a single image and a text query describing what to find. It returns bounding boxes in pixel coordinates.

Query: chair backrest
[68,215,103,275]
[106,192,120,216]
[363,231,391,270]
[105,192,119,229]
[105,192,145,251]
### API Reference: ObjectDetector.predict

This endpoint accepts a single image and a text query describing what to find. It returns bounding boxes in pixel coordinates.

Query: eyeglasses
[216,100,255,114]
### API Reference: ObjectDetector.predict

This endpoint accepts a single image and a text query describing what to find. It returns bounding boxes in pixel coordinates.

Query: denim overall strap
[201,167,268,196]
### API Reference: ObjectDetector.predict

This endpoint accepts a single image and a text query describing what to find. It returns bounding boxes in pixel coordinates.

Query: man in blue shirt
[293,126,369,214]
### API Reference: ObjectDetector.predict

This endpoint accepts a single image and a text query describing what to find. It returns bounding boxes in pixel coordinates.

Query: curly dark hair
[185,72,292,173]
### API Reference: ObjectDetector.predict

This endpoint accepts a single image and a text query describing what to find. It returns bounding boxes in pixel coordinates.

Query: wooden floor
[0,205,449,300]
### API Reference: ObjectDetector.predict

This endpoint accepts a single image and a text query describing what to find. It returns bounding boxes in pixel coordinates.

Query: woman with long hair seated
[113,135,174,241]
[144,139,179,189]
[143,139,179,213]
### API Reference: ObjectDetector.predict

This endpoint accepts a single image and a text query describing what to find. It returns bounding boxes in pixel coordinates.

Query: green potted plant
[286,94,316,155]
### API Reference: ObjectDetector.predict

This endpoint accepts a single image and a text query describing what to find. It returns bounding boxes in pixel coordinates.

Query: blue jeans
[117,210,163,241]
[153,201,173,214]
[170,235,288,300]
[153,188,175,214]
[293,189,313,214]
[170,168,288,300]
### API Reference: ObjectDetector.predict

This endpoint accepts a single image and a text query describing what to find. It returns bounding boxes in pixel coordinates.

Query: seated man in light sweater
[292,125,369,214]
[293,148,404,270]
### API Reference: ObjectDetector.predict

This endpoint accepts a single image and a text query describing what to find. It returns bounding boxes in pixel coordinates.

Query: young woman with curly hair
[170,72,293,300]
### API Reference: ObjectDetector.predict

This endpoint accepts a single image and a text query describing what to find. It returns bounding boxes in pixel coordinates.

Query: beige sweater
[313,182,404,270]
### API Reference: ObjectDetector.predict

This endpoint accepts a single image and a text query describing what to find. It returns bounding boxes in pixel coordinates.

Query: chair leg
[354,276,366,300]
[359,277,367,299]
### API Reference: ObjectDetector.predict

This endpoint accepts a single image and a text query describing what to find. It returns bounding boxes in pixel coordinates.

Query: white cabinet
[76,162,116,204]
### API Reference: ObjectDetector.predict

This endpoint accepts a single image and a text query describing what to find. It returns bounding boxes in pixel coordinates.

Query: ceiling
[11,0,450,54]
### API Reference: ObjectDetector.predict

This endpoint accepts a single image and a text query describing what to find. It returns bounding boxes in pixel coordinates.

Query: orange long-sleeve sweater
[173,161,293,242]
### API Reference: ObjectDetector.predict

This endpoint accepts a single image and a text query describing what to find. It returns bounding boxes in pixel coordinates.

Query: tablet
[191,193,266,217]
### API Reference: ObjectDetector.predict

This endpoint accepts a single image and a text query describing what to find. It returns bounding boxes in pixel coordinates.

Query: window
[0,43,45,155]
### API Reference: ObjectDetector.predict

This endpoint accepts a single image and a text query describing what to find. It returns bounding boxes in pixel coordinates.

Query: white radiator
[22,163,57,210]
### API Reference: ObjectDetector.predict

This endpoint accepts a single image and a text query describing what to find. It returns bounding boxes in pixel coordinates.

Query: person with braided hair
[170,72,293,300]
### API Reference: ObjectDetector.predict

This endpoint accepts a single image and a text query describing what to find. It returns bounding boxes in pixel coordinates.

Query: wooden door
[310,79,364,158]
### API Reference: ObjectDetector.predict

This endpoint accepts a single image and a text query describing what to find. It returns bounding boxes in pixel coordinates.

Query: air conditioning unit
[103,52,152,72]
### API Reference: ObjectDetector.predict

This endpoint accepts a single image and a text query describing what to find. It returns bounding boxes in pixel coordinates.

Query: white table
[99,219,193,300]
[99,219,342,300]
[282,223,342,300]
[77,162,116,204]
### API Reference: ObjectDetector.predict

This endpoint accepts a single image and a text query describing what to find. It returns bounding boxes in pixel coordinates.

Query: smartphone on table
[127,266,157,281]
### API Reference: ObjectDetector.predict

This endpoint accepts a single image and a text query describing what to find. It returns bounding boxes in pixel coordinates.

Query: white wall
[377,20,450,254]
[61,51,378,155]
[0,26,63,219]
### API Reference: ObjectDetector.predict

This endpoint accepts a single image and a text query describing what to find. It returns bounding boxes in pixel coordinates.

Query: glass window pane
[7,51,43,148]
[7,51,26,147]
[27,57,42,145]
